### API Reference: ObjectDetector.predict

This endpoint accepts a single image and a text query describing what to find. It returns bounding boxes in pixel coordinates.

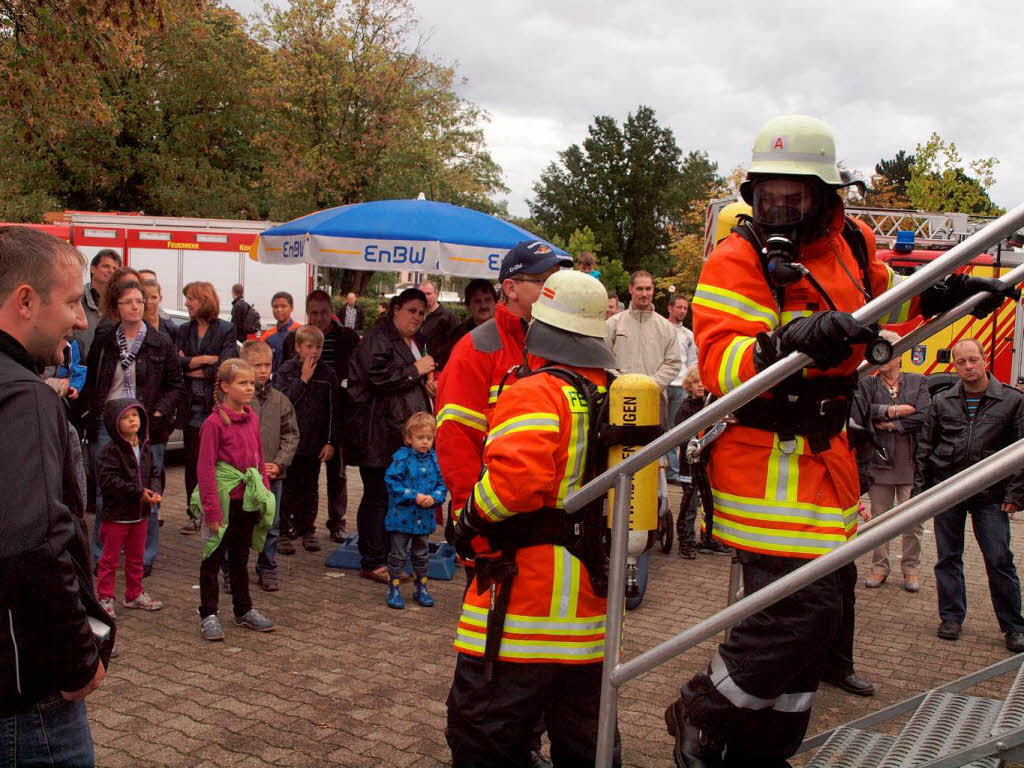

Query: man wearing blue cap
[436,240,571,768]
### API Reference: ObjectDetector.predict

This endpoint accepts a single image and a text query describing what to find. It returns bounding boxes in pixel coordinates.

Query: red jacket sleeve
[435,335,492,512]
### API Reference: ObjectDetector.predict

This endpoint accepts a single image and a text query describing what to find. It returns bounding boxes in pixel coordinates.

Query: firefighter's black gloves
[920,273,1021,319]
[452,503,490,561]
[753,311,872,371]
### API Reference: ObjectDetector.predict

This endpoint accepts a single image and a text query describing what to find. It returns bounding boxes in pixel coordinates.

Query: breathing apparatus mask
[750,177,823,287]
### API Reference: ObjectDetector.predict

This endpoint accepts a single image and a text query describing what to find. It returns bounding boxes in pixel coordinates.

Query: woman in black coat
[79,277,184,565]
[347,288,435,581]
[175,281,237,531]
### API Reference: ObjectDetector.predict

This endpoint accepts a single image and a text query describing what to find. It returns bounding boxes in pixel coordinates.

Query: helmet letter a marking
[773,136,785,150]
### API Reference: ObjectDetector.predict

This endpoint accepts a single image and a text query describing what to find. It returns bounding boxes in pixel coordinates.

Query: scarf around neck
[116,323,147,397]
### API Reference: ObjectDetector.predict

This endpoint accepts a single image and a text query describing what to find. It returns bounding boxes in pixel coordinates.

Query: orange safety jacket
[435,303,541,513]
[453,365,609,664]
[693,207,923,559]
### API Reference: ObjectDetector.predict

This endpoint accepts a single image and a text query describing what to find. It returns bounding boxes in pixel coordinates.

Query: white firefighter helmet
[527,270,617,369]
[740,115,845,204]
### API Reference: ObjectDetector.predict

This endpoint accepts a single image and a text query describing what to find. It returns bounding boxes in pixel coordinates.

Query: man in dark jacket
[230,283,257,343]
[418,280,459,371]
[0,226,112,767]
[916,338,1024,653]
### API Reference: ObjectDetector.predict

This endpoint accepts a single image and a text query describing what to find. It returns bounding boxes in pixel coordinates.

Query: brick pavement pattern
[87,464,1024,767]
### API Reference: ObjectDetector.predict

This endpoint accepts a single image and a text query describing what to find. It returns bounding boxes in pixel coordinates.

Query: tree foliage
[550,226,628,295]
[529,106,713,277]
[0,0,506,238]
[906,133,1003,215]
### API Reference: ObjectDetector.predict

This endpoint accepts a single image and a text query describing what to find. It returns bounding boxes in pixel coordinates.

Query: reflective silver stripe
[710,651,774,710]
[566,408,587,494]
[713,517,846,550]
[459,604,606,633]
[775,691,815,713]
[8,609,20,696]
[710,652,814,713]
[713,492,849,523]
[557,547,573,618]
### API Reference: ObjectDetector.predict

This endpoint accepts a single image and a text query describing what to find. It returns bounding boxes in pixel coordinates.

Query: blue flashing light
[894,230,916,253]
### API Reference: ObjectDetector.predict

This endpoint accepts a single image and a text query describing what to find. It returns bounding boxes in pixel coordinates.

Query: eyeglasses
[512,277,546,285]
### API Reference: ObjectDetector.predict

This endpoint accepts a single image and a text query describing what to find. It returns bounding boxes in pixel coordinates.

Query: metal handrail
[589,200,1024,767]
[567,201,1024,514]
[594,439,1024,765]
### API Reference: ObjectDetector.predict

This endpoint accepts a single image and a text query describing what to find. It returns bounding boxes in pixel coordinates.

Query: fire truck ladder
[569,200,1024,767]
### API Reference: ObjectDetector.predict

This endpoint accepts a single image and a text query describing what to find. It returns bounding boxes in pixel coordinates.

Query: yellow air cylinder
[607,373,661,534]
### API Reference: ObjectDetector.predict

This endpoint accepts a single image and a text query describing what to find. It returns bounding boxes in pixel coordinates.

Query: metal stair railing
[563,200,1024,768]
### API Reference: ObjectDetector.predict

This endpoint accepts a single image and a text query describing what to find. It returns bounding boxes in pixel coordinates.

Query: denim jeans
[934,501,1024,633]
[665,385,686,481]
[0,697,94,767]
[143,443,165,568]
[256,479,283,574]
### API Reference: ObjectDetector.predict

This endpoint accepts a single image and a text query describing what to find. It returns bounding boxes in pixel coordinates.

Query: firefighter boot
[413,576,434,607]
[665,699,724,768]
[386,578,405,610]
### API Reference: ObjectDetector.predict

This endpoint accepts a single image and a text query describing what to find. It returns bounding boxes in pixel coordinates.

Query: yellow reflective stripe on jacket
[473,471,512,522]
[550,546,581,619]
[780,309,813,325]
[765,435,805,504]
[453,627,605,661]
[485,412,559,446]
[717,336,756,394]
[458,603,606,635]
[436,403,488,432]
[693,284,779,331]
[557,386,589,501]
[878,267,913,324]
[488,384,501,405]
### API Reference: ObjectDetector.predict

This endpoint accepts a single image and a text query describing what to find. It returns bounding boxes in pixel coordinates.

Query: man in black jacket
[0,226,112,767]
[916,338,1024,653]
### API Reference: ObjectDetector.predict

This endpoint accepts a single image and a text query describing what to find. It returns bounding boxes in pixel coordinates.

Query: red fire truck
[5,211,312,324]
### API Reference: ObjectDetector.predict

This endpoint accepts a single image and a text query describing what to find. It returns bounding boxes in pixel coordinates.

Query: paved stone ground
[87,462,1024,767]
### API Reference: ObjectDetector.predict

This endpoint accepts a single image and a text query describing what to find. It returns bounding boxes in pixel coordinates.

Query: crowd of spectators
[5,226,1024,765]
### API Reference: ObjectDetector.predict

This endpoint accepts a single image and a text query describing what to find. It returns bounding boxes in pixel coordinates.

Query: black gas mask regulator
[751,182,893,367]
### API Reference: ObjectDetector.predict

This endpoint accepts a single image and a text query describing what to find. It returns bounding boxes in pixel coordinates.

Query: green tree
[906,132,1003,215]
[529,105,697,276]
[252,0,505,221]
[875,150,915,196]
[551,226,628,295]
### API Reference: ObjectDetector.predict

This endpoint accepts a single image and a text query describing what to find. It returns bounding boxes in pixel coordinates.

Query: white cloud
[227,0,1024,217]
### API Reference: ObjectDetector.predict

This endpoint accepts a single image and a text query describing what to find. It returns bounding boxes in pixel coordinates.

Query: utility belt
[734,375,856,454]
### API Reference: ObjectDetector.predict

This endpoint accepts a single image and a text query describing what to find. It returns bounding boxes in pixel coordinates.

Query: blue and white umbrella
[254,198,567,279]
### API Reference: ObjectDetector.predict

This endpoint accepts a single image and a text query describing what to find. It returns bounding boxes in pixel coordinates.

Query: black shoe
[526,749,551,768]
[825,672,875,697]
[679,543,697,560]
[143,564,153,578]
[1006,631,1024,653]
[665,700,723,768]
[937,620,962,640]
[698,539,732,556]
[328,528,346,543]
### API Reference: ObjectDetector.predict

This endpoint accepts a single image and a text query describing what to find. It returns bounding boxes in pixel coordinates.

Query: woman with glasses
[80,276,184,568]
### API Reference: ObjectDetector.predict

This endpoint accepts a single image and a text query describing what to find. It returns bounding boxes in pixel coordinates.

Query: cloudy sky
[226,0,1024,217]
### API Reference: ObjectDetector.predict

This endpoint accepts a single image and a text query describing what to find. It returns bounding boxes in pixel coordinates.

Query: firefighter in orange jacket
[446,269,622,767]
[665,115,1018,768]
[436,241,573,517]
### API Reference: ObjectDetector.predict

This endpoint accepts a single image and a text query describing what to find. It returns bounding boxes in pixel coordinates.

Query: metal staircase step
[991,655,1024,736]
[877,691,1001,768]
[805,726,895,768]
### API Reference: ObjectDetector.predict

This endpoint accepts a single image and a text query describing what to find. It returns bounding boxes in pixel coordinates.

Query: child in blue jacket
[384,412,447,609]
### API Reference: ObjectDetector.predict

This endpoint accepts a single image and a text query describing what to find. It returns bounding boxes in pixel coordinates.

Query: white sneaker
[99,597,116,619]
[123,592,163,611]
